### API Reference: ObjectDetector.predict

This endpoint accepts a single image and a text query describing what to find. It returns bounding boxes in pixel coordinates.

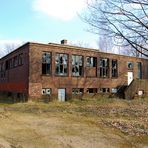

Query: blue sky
[0,0,98,54]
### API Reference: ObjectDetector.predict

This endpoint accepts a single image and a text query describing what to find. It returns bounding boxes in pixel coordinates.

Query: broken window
[55,53,68,76]
[99,58,109,78]
[72,55,83,76]
[42,52,51,75]
[86,57,97,67]
[72,88,83,95]
[100,88,110,93]
[112,60,118,77]
[42,88,51,95]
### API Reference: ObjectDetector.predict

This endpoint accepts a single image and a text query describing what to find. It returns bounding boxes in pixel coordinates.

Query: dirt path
[0,99,147,148]
[0,110,140,148]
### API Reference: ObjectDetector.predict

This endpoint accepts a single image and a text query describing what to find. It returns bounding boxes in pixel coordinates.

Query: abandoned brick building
[0,40,148,101]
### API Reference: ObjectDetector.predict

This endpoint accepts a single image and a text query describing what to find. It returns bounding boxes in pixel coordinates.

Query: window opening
[55,53,68,76]
[72,55,83,76]
[42,52,51,75]
[99,58,109,78]
[112,60,118,77]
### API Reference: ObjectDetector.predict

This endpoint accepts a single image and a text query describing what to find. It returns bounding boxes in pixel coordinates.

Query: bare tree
[84,0,148,57]
[98,35,114,53]
[69,41,92,48]
[0,42,23,58]
[4,43,17,54]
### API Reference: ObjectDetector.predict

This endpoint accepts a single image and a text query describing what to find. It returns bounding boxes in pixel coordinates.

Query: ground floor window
[87,88,98,94]
[42,88,51,95]
[100,88,110,93]
[111,88,118,93]
[72,88,83,95]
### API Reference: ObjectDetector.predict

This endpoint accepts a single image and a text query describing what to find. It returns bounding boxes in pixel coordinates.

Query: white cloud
[33,0,89,21]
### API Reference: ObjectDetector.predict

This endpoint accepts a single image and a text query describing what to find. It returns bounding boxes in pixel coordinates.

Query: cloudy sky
[0,0,98,55]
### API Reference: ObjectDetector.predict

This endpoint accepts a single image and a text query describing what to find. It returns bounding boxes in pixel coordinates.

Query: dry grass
[0,96,148,148]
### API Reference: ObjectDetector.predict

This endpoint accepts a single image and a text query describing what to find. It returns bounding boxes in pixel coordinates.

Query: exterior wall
[0,44,29,98]
[0,42,148,100]
[28,43,148,100]
[141,59,148,79]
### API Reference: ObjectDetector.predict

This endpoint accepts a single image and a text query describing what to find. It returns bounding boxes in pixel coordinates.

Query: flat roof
[0,41,148,61]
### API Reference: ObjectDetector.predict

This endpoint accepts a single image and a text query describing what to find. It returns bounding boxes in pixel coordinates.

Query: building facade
[0,41,148,101]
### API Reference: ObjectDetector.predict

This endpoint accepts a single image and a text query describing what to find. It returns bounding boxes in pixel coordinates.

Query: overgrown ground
[0,96,148,148]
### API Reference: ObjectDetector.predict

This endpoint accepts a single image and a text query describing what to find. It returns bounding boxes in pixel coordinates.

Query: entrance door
[128,72,133,85]
[58,89,66,102]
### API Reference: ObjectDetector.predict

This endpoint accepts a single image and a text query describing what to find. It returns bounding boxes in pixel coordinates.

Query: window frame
[112,59,118,78]
[72,54,84,77]
[86,56,97,67]
[99,58,110,78]
[42,52,52,75]
[55,53,69,76]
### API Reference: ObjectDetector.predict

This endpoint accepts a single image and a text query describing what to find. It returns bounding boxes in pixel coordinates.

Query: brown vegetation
[0,97,147,148]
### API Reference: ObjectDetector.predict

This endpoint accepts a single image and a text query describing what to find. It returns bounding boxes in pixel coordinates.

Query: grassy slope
[0,96,148,148]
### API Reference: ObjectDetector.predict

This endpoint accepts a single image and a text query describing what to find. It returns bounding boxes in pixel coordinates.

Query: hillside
[0,97,148,148]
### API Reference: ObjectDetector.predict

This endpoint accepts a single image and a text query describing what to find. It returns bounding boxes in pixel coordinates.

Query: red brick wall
[28,43,148,99]
[0,43,29,95]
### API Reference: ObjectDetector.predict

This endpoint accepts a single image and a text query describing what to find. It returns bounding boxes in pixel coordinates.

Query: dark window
[55,53,68,76]
[99,58,109,78]
[127,62,133,69]
[5,60,9,70]
[137,62,142,79]
[42,52,51,75]
[112,60,118,77]
[18,53,23,65]
[13,56,18,67]
[86,57,97,67]
[0,63,5,78]
[87,88,97,94]
[9,59,13,69]
[72,55,83,76]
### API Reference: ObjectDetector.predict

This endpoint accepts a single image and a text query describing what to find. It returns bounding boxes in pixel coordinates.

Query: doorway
[127,72,133,85]
[58,89,66,102]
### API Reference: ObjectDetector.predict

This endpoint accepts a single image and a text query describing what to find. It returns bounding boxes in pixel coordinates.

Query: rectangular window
[111,88,118,93]
[13,56,18,67]
[18,53,23,65]
[10,59,13,68]
[72,88,83,95]
[42,52,51,75]
[72,55,83,76]
[0,63,5,78]
[42,88,51,95]
[5,60,9,70]
[100,88,110,93]
[99,58,109,78]
[137,62,142,79]
[112,60,118,77]
[55,53,68,76]
[87,88,97,94]
[86,57,97,67]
